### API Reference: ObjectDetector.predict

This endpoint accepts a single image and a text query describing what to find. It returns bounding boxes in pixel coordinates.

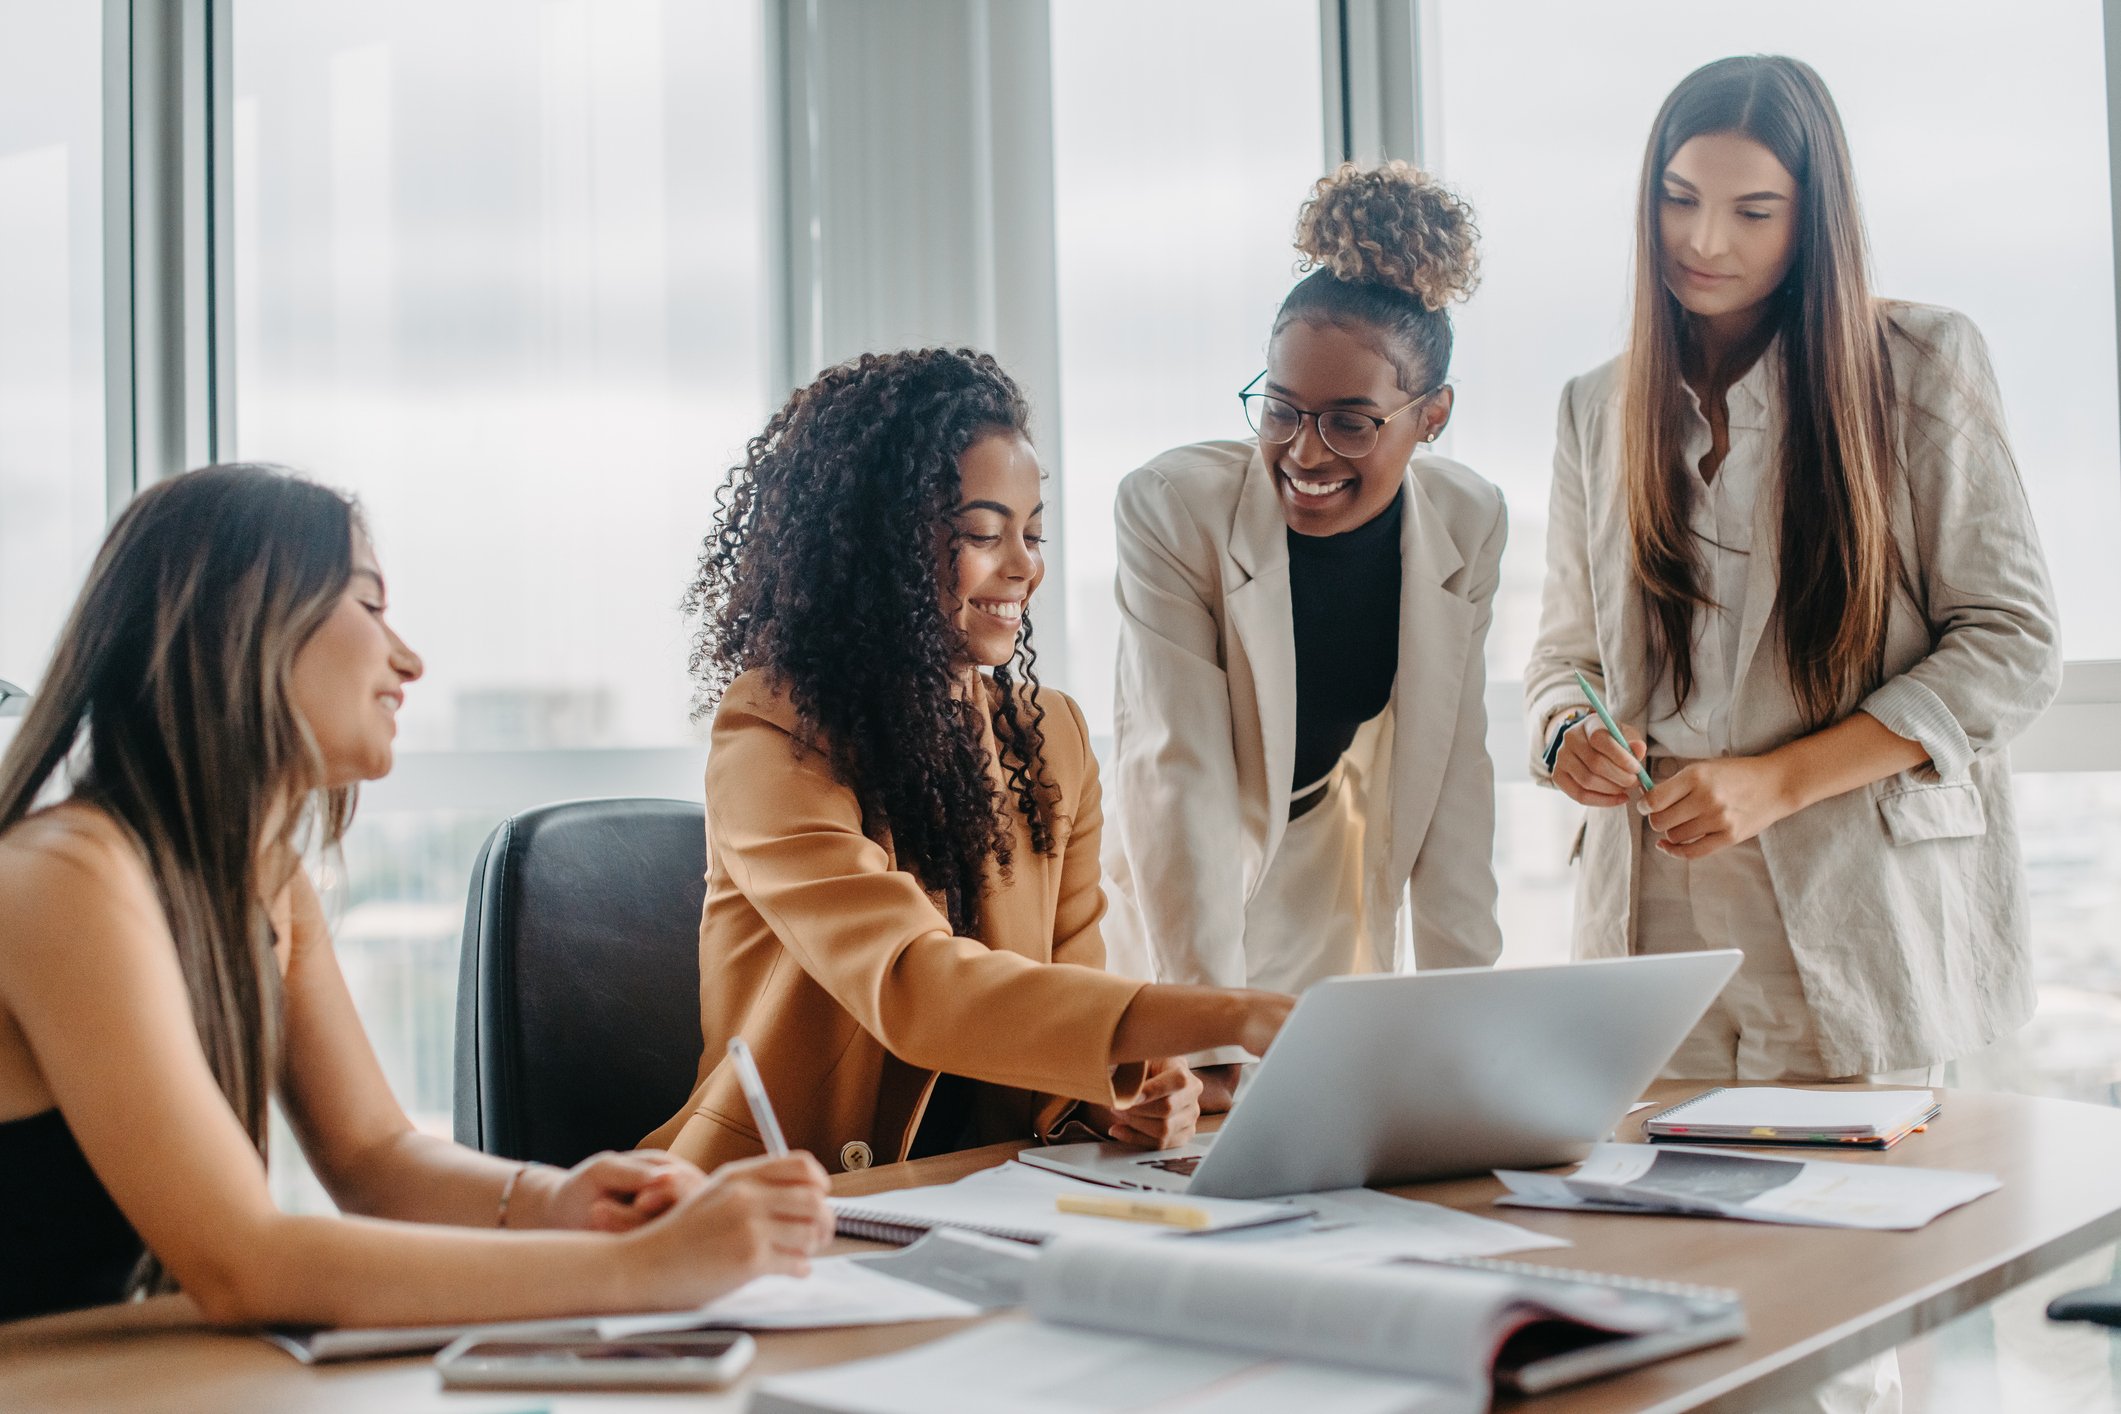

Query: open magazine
[750,1238,1744,1413]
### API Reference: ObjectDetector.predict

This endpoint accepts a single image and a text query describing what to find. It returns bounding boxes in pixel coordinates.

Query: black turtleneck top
[1287,488,1403,812]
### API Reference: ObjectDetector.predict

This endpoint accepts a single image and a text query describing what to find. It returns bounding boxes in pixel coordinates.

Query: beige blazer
[642,671,1146,1174]
[1103,439,1507,994]
[1525,302,2063,1075]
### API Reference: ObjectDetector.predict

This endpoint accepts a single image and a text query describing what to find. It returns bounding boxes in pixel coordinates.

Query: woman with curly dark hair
[643,348,1294,1172]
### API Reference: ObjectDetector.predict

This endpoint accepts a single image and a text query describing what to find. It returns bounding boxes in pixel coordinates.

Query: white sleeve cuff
[1184,1045,1257,1070]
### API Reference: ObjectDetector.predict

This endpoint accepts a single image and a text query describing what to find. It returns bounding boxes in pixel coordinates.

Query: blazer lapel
[1585,406,1653,723]
[1727,357,1784,716]
[1224,445,1297,862]
[1382,467,1472,888]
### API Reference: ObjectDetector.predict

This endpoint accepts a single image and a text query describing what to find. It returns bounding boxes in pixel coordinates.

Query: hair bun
[1294,160,1480,311]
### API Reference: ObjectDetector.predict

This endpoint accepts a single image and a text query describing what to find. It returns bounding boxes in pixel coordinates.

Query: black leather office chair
[454,798,708,1167]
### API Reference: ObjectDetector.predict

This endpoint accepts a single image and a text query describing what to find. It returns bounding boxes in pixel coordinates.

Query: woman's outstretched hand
[1100,1057,1204,1150]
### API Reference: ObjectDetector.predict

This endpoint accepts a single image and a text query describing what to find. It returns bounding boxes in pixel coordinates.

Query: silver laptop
[1018,951,1741,1200]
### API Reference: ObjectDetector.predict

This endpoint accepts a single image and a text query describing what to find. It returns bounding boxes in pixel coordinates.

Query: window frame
[85,0,2121,789]
[1323,0,2121,777]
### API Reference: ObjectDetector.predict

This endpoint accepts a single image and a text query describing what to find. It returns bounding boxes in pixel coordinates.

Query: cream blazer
[1103,439,1507,995]
[1525,303,2063,1075]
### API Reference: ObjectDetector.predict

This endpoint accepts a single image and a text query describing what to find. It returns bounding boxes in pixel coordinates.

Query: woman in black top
[0,465,829,1326]
[1103,162,1509,1109]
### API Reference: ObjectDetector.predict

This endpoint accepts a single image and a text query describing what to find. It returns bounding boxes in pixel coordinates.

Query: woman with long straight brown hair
[0,465,830,1326]
[1526,54,2060,1089]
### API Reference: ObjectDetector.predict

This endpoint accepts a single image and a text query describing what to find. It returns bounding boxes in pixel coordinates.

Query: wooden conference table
[6,1082,2121,1413]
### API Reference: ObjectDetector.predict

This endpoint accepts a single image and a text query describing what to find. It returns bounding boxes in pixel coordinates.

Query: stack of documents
[1496,1143,1998,1230]
[834,1160,1567,1268]
[1644,1087,1940,1150]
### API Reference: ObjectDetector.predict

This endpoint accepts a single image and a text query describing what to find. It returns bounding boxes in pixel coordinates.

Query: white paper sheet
[1193,1187,1567,1266]
[833,1162,1305,1243]
[595,1256,981,1337]
[263,1251,986,1363]
[1495,1143,1998,1231]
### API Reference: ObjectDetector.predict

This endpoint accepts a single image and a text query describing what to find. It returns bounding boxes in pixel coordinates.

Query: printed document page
[748,1322,1475,1414]
[1192,1187,1567,1266]
[1030,1239,1505,1386]
[1496,1143,1998,1230]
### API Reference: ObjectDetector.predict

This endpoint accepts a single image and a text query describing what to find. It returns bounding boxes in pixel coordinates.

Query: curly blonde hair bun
[1293,160,1480,312]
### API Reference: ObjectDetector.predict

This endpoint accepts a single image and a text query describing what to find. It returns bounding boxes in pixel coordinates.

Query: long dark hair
[0,465,360,1292]
[1623,55,1900,728]
[684,349,1056,936]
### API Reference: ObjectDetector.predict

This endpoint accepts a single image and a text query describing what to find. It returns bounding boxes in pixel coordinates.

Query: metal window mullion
[101,0,137,521]
[1321,0,1422,169]
[2108,2,2121,528]
[206,0,236,461]
[113,0,228,497]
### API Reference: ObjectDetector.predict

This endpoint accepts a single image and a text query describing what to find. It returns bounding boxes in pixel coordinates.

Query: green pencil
[1572,669,1655,792]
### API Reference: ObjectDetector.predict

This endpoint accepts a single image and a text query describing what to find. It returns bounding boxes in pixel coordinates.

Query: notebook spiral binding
[831,1211,1045,1246]
[1431,1254,1740,1304]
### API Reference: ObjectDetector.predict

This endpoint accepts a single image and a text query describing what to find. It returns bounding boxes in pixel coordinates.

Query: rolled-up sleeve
[708,698,1146,1105]
[1859,311,2062,780]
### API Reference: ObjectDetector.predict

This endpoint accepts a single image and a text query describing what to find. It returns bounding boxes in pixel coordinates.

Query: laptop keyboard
[1137,1154,1204,1177]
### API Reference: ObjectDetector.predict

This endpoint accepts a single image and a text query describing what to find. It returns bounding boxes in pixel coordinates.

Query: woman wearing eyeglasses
[1103,161,1505,1105]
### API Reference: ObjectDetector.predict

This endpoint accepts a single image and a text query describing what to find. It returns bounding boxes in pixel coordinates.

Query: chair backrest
[454,798,707,1166]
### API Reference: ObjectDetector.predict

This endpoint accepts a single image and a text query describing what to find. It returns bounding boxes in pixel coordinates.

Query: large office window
[1421,2,2121,1087]
[0,2,105,748]
[1424,0,2120,675]
[233,0,769,1206]
[1050,0,1326,737]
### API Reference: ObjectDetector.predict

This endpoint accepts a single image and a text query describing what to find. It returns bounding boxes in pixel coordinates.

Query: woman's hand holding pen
[626,1152,834,1307]
[1553,714,1649,808]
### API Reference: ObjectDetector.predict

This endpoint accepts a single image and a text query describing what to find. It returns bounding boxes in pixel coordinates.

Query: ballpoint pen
[727,1037,789,1157]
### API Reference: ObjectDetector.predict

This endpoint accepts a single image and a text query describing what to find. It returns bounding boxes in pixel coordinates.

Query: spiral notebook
[1644,1087,1940,1150]
[829,1162,1301,1245]
[751,1238,1746,1412]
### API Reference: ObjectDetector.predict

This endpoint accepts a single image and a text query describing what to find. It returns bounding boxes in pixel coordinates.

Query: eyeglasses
[1238,371,1438,459]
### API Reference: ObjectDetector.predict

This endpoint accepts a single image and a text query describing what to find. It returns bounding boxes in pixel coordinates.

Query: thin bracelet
[496,1161,531,1229]
[1543,707,1594,772]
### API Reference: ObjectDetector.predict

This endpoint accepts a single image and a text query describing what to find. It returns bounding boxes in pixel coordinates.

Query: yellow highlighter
[1054,1193,1214,1230]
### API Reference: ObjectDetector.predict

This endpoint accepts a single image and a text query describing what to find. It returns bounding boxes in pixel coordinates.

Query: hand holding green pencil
[1571,670,1655,793]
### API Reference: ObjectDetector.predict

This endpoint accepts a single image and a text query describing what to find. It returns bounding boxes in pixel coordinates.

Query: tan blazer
[1524,303,2063,1075]
[1102,439,1507,994]
[643,671,1146,1174]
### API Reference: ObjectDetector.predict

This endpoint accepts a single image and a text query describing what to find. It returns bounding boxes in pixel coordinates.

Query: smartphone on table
[435,1329,755,1390]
